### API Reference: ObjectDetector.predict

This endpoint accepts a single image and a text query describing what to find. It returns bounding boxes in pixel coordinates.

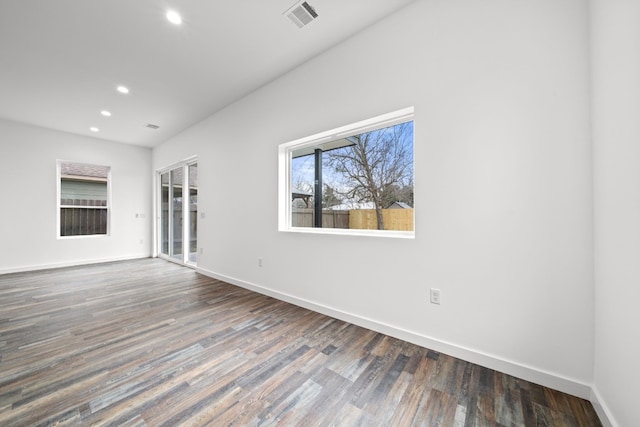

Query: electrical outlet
[258,257,263,267]
[430,288,441,305]
[199,248,204,255]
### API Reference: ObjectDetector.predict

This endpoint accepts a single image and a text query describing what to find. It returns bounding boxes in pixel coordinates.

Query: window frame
[57,160,112,238]
[278,107,415,239]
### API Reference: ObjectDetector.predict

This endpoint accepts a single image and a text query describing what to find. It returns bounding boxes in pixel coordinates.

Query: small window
[58,161,110,237]
[279,107,414,237]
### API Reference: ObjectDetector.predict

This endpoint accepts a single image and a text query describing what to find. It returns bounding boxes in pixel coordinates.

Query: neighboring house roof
[61,162,109,180]
[388,202,411,209]
[328,202,376,211]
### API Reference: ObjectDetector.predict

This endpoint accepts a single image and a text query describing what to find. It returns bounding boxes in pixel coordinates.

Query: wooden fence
[292,208,413,231]
[349,208,414,231]
[292,209,350,228]
[60,199,107,236]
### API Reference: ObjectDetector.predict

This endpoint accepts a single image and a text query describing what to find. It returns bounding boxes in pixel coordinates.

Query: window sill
[281,227,414,239]
[57,234,110,240]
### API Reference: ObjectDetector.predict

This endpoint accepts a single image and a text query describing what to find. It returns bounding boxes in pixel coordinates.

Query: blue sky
[291,121,414,201]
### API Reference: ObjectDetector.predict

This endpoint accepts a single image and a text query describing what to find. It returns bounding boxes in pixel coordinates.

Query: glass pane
[290,120,414,231]
[188,163,198,264]
[160,172,169,255]
[59,161,110,236]
[171,168,183,259]
[291,152,315,227]
[60,181,107,205]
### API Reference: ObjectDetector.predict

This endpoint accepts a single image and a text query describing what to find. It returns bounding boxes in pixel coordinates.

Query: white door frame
[156,157,198,267]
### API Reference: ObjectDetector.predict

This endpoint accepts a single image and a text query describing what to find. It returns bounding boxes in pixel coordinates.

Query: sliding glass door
[159,160,197,266]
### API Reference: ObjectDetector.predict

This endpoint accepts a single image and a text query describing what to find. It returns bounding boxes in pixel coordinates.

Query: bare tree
[325,122,413,229]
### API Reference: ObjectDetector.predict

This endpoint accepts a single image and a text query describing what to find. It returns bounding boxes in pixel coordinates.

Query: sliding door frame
[156,156,198,267]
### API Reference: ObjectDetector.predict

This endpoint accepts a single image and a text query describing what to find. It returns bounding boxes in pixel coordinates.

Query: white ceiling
[0,0,415,148]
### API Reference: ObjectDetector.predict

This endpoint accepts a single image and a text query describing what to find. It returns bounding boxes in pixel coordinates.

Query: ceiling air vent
[145,123,160,130]
[284,1,318,28]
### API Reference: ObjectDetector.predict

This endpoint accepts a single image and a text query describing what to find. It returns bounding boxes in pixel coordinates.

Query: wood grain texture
[0,259,602,426]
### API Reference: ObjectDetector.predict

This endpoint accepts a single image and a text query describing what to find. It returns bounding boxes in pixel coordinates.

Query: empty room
[0,0,637,426]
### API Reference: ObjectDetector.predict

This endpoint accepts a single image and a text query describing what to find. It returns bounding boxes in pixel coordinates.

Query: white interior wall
[0,118,152,273]
[591,0,640,426]
[154,0,594,398]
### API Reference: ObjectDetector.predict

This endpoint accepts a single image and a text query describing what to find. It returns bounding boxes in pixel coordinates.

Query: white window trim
[278,107,415,239]
[56,160,112,239]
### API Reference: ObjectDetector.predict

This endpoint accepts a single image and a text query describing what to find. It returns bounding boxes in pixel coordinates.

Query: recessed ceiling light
[117,86,129,94]
[101,110,112,117]
[166,10,182,25]
[90,127,99,132]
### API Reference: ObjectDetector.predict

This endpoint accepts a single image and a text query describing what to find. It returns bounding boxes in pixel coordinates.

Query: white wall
[154,0,595,397]
[0,118,152,273]
[591,0,640,426]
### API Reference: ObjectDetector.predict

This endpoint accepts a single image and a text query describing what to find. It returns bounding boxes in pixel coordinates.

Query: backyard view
[160,163,198,265]
[291,120,414,231]
[59,161,110,236]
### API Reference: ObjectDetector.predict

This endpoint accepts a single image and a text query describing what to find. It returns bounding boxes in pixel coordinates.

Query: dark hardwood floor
[0,259,601,426]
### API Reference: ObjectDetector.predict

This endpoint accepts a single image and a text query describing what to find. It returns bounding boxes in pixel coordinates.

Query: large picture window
[58,161,110,237]
[279,107,414,237]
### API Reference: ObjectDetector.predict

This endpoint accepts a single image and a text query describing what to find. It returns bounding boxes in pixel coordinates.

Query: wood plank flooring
[0,259,602,426]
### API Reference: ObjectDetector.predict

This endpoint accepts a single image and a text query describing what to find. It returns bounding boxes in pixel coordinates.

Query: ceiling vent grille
[284,1,318,28]
[145,123,160,129]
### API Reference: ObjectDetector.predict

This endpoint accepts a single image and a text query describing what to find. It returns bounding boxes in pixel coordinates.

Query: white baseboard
[590,387,618,427]
[0,254,151,275]
[196,267,593,401]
